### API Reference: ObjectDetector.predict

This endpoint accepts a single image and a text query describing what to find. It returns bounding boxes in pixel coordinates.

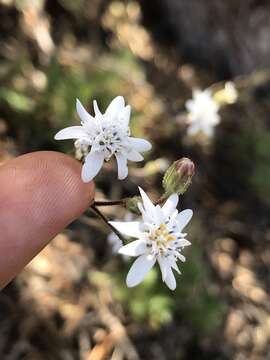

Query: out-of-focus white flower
[107,232,123,254]
[185,89,220,137]
[54,96,152,182]
[110,187,193,290]
[107,211,133,256]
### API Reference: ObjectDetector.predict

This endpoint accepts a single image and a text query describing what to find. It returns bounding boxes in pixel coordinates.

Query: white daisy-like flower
[109,187,193,290]
[54,96,152,182]
[185,88,220,137]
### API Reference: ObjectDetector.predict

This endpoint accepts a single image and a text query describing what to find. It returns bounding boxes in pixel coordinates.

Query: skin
[0,151,95,289]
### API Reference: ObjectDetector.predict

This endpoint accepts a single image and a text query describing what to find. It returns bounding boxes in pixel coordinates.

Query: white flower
[185,89,220,137]
[107,232,123,254]
[109,187,193,290]
[54,96,152,182]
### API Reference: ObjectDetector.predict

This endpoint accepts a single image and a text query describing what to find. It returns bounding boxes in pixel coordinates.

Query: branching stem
[90,204,126,242]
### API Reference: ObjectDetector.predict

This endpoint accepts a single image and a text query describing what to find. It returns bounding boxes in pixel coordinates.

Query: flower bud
[124,196,142,215]
[162,158,195,196]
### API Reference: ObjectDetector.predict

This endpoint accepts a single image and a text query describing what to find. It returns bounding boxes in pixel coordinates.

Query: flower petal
[137,202,151,223]
[76,99,94,123]
[119,105,131,127]
[138,187,156,216]
[129,138,152,152]
[201,124,214,137]
[126,254,156,287]
[118,240,147,257]
[154,205,165,224]
[164,266,176,290]
[105,96,125,117]
[157,256,168,281]
[115,153,128,180]
[176,239,191,247]
[54,126,86,140]
[162,194,179,218]
[176,209,193,231]
[169,259,181,274]
[109,221,142,238]
[81,151,104,182]
[93,100,102,116]
[185,99,194,112]
[126,150,144,162]
[187,123,201,136]
[177,253,186,262]
[107,232,123,253]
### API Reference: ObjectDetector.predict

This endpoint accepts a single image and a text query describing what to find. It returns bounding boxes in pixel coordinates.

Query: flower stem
[90,204,126,242]
[93,199,124,206]
[93,194,167,209]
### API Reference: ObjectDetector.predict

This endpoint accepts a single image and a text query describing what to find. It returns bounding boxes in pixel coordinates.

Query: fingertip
[0,151,95,287]
[44,151,95,215]
[10,151,95,219]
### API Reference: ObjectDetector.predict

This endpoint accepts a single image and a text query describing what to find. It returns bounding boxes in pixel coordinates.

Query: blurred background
[0,0,270,359]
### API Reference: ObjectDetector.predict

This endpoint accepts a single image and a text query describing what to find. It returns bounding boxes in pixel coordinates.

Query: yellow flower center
[149,223,176,250]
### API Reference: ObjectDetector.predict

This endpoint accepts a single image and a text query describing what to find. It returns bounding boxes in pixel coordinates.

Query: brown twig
[93,200,124,207]
[90,205,126,243]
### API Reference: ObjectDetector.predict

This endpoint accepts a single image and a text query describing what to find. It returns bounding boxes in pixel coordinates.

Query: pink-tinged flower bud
[162,157,195,196]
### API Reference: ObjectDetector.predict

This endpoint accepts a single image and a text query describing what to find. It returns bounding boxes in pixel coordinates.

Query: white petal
[177,239,191,247]
[54,126,86,140]
[126,254,156,287]
[109,221,142,238]
[129,138,152,152]
[157,256,168,281]
[185,99,194,112]
[76,99,94,123]
[137,202,149,222]
[154,205,164,224]
[187,123,201,136]
[138,187,156,216]
[118,240,147,257]
[119,105,131,127]
[164,267,176,290]
[180,232,187,237]
[167,209,178,227]
[93,100,102,116]
[202,124,214,137]
[176,209,193,231]
[115,153,128,180]
[81,151,104,182]
[137,202,154,224]
[169,260,181,274]
[126,149,144,162]
[105,96,125,117]
[177,253,186,262]
[107,232,123,253]
[162,194,179,218]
